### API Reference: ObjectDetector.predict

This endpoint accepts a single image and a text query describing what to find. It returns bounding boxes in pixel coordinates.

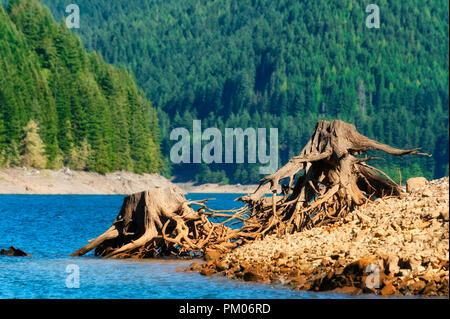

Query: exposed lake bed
[196,178,449,297]
[0,168,259,195]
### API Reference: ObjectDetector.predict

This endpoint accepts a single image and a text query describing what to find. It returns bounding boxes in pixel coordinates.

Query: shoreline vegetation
[0,167,259,194]
[191,177,449,297]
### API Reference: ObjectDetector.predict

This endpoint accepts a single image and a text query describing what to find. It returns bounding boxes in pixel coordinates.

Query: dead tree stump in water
[71,187,248,258]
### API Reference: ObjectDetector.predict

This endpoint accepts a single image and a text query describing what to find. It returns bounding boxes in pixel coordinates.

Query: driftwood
[72,120,431,258]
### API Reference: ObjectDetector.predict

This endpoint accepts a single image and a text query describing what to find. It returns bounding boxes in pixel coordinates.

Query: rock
[374,229,387,238]
[187,262,202,272]
[331,286,362,295]
[381,282,396,295]
[347,256,380,274]
[239,261,251,271]
[274,251,287,259]
[200,268,214,276]
[0,246,32,257]
[356,212,371,224]
[276,258,287,267]
[280,267,291,274]
[204,250,221,261]
[406,177,427,193]
[218,177,449,297]
[384,255,400,275]
[216,261,229,272]
[243,268,264,282]
[422,189,433,198]
[422,280,438,295]
[430,209,440,219]
[288,269,301,278]
[411,280,426,293]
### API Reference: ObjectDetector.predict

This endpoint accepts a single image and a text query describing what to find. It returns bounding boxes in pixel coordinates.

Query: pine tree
[20,119,47,169]
[0,0,163,175]
[68,137,91,170]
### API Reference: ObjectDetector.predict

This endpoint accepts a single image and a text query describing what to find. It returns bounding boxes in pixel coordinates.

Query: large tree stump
[238,120,431,235]
[71,187,247,258]
[72,120,431,259]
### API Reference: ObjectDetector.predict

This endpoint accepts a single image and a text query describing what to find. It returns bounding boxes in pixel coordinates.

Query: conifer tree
[68,137,91,170]
[20,119,47,169]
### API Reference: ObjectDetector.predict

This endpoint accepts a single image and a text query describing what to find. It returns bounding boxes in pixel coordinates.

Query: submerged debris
[0,246,32,257]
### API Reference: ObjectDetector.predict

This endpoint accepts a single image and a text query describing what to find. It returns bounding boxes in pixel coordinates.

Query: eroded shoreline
[191,177,449,297]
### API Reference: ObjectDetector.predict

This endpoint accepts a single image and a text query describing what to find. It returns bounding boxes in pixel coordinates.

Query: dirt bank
[0,167,258,195]
[194,177,449,297]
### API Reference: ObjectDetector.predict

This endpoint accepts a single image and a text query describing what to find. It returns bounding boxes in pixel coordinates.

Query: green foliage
[67,137,91,171]
[37,0,448,184]
[194,165,229,185]
[20,119,47,169]
[0,0,163,173]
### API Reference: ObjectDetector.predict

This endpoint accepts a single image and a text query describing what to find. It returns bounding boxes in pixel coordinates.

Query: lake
[0,194,354,299]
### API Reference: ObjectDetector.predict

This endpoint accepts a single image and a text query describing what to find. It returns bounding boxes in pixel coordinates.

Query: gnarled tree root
[71,187,248,258]
[238,120,431,236]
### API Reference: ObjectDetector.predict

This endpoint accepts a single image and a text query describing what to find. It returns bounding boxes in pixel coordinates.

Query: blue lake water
[0,194,357,299]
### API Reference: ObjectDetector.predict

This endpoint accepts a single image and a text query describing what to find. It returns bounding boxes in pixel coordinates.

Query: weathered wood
[71,186,246,258]
[239,120,431,235]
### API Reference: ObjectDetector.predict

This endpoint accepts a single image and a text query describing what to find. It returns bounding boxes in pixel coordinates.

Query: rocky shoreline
[190,177,449,297]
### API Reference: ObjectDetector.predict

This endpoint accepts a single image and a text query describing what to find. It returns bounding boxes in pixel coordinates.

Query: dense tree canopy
[0,0,163,173]
[39,0,448,184]
[3,0,448,183]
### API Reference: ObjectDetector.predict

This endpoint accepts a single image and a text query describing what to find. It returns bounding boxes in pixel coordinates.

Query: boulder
[421,189,433,198]
[380,282,396,295]
[383,255,400,275]
[204,250,221,261]
[406,177,427,193]
[200,268,214,276]
[215,261,229,272]
[187,262,202,272]
[243,267,264,282]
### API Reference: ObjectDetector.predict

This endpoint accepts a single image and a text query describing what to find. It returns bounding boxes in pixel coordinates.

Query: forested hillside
[15,1,450,183]
[0,0,163,173]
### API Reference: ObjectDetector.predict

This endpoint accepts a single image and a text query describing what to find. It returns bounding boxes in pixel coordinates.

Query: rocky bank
[193,177,449,297]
